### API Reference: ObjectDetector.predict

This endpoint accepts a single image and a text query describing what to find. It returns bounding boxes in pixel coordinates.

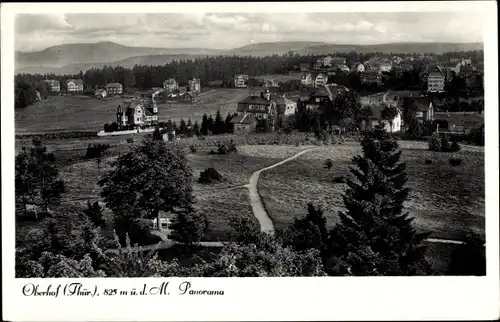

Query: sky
[14,12,484,52]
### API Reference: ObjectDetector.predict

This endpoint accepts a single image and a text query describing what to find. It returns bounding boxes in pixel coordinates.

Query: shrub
[333,176,346,183]
[440,135,451,151]
[425,159,432,165]
[449,141,461,152]
[85,143,111,159]
[217,143,227,155]
[324,159,333,170]
[428,133,442,152]
[198,168,223,184]
[449,158,463,166]
[189,145,197,153]
[126,138,135,144]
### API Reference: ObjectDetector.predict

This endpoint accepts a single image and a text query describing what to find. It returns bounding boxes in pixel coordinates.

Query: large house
[427,66,446,93]
[231,114,257,134]
[66,79,84,93]
[43,79,60,93]
[163,78,179,93]
[270,96,297,123]
[234,74,249,88]
[314,73,328,88]
[165,92,194,102]
[237,93,276,120]
[303,88,331,110]
[105,83,123,96]
[324,83,349,101]
[117,93,159,127]
[351,62,365,73]
[379,61,393,73]
[301,73,314,86]
[360,71,382,84]
[398,97,434,122]
[94,89,107,98]
[363,105,402,133]
[188,78,201,94]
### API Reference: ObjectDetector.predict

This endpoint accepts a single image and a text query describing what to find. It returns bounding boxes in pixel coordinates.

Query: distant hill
[297,42,484,55]
[225,41,329,56]
[15,41,221,72]
[15,40,483,75]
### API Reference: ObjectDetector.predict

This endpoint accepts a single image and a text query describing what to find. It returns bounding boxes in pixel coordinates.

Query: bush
[126,138,135,144]
[425,159,432,165]
[85,143,111,159]
[333,176,346,183]
[208,149,216,155]
[449,158,463,166]
[198,168,223,184]
[449,141,461,152]
[428,133,442,152]
[189,145,197,153]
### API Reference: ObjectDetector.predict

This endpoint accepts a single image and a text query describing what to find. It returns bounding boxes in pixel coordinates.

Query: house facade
[314,73,328,88]
[105,83,123,96]
[364,105,402,133]
[163,78,179,93]
[117,96,159,127]
[351,63,365,73]
[188,78,201,94]
[324,83,349,101]
[379,62,393,73]
[94,89,107,98]
[427,66,446,93]
[236,93,275,120]
[231,114,257,134]
[301,73,314,86]
[43,79,60,93]
[360,71,382,84]
[304,89,331,110]
[66,79,84,93]
[234,74,249,88]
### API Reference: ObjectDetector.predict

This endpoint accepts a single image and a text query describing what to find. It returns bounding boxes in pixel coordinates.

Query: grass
[258,141,485,241]
[15,88,255,134]
[16,142,315,244]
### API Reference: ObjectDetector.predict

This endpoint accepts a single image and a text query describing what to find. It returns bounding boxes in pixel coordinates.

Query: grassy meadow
[15,88,254,134]
[258,141,485,241]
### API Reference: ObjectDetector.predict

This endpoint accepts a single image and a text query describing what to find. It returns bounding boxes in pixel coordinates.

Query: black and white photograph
[2,2,499,321]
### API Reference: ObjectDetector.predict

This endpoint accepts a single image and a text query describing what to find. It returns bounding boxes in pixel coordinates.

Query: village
[29,52,484,139]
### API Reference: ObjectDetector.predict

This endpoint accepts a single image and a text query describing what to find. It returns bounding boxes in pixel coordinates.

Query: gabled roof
[239,95,270,105]
[106,82,122,88]
[231,114,256,124]
[163,78,177,84]
[66,79,83,85]
[368,105,401,120]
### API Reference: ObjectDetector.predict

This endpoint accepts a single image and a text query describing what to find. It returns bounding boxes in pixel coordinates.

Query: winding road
[245,148,319,235]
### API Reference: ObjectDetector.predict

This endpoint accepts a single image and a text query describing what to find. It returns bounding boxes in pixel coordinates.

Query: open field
[16,143,314,243]
[156,88,254,122]
[255,74,303,83]
[15,88,254,134]
[258,141,485,241]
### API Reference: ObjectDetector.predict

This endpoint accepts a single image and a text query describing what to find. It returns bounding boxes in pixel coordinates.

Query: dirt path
[246,148,319,235]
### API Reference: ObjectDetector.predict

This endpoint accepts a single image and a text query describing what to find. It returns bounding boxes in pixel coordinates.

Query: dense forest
[14,50,483,109]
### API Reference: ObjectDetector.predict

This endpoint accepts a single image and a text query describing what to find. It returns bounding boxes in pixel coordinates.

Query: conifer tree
[201,114,209,135]
[328,124,429,276]
[214,110,225,134]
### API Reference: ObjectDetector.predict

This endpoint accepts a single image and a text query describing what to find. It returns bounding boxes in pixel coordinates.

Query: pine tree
[207,115,215,135]
[201,114,208,135]
[83,201,106,228]
[186,119,193,137]
[224,113,233,134]
[328,124,430,276]
[179,119,188,135]
[193,121,201,136]
[214,110,225,134]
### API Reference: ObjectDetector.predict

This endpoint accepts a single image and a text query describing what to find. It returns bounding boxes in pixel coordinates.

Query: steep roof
[239,95,270,105]
[106,82,122,88]
[309,88,330,98]
[66,79,83,86]
[231,114,256,125]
